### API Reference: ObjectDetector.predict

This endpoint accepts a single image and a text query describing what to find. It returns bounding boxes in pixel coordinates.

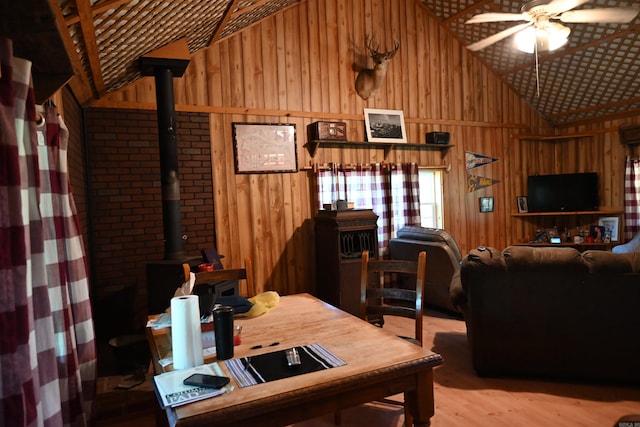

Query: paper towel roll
[171,295,204,369]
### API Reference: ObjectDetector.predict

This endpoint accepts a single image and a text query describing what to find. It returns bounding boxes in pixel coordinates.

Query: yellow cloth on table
[237,291,280,318]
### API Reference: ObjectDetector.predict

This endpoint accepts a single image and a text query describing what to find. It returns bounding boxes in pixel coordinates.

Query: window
[418,168,443,229]
[316,163,420,256]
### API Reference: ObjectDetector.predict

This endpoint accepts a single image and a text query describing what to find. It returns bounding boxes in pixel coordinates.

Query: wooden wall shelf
[513,132,597,142]
[304,140,454,159]
[512,209,623,217]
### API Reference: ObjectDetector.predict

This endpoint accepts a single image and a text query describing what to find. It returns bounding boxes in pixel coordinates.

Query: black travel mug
[213,306,234,360]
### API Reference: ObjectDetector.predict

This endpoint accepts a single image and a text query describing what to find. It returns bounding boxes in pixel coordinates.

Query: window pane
[419,169,443,229]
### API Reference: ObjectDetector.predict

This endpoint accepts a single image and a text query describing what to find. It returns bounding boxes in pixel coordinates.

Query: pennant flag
[466,151,499,170]
[467,174,500,193]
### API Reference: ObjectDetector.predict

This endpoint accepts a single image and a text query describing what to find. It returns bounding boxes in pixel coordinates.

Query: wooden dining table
[146,293,443,427]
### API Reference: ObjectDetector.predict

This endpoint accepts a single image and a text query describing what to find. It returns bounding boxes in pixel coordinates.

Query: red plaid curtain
[1,38,95,427]
[316,163,420,256]
[624,156,640,240]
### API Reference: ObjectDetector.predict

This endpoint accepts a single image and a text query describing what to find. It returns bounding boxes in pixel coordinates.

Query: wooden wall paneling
[297,1,311,112]
[283,8,303,112]
[315,0,330,113]
[404,0,418,119]
[307,1,323,113]
[184,51,207,106]
[205,45,223,108]
[262,19,280,111]
[427,16,440,119]
[387,0,402,109]
[451,38,463,121]
[130,77,150,104]
[415,4,428,120]
[243,28,264,109]
[336,0,354,115]
[325,0,341,113]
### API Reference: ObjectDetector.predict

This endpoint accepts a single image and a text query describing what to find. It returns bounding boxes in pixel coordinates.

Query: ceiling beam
[208,0,241,47]
[74,0,105,96]
[549,96,640,120]
[47,0,94,104]
[64,0,134,26]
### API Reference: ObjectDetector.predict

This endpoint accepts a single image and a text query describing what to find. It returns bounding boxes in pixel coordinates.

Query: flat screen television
[527,172,599,213]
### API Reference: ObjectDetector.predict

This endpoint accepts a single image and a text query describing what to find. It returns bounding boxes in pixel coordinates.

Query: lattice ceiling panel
[56,0,300,96]
[420,0,640,126]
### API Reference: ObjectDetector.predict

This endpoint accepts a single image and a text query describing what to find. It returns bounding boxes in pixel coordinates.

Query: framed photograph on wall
[363,108,407,143]
[598,216,619,242]
[232,123,298,174]
[516,196,528,213]
[479,197,494,213]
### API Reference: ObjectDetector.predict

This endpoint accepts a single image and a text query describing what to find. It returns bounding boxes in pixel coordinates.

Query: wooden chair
[360,250,426,346]
[183,257,256,298]
[358,249,427,426]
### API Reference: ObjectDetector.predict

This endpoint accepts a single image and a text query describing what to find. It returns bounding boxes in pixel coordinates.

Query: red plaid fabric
[316,163,420,257]
[1,38,95,427]
[624,156,640,240]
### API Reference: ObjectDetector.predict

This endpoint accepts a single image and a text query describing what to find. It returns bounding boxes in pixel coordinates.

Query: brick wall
[84,108,214,338]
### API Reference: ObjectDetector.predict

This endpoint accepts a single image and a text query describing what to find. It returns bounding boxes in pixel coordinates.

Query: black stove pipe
[154,67,183,260]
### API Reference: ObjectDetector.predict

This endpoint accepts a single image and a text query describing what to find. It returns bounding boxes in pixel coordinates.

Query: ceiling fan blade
[467,23,533,51]
[560,8,640,23]
[545,0,590,15]
[466,13,527,24]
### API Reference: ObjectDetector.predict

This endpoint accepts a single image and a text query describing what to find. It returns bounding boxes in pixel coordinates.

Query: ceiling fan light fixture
[514,23,570,53]
[515,26,536,53]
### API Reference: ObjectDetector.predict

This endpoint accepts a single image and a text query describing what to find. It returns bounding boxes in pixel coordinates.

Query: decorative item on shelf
[307,121,347,141]
[426,131,450,145]
[363,108,407,143]
[590,225,605,242]
[516,196,528,213]
[598,216,619,242]
[479,197,494,213]
[619,124,640,145]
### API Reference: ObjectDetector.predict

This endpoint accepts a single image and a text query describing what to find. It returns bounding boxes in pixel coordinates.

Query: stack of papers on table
[153,362,233,408]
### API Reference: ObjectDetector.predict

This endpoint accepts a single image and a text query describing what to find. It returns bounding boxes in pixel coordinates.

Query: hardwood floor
[93,308,640,427]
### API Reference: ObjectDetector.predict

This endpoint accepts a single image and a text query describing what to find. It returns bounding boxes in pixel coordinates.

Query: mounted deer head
[355,37,400,101]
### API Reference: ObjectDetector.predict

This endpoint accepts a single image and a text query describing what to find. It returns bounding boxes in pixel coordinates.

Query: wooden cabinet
[314,209,378,316]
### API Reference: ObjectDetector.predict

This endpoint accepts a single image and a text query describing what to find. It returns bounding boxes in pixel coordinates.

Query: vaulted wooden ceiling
[2,0,639,127]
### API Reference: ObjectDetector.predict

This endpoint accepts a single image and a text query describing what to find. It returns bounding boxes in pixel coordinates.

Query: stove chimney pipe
[140,40,191,260]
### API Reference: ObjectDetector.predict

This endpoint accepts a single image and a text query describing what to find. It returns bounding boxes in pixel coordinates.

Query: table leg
[405,368,435,427]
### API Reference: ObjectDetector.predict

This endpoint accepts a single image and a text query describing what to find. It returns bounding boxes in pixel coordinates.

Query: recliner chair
[389,226,462,314]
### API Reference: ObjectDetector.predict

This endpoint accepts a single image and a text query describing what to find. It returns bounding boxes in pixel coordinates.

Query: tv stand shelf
[512,209,623,217]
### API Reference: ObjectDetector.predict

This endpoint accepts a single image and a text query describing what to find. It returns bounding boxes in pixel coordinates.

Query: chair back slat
[360,250,426,346]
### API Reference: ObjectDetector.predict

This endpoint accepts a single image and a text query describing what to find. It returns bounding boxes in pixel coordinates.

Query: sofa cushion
[502,246,587,273]
[582,250,640,274]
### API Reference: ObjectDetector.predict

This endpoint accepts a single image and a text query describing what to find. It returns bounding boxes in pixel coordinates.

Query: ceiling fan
[466,0,639,53]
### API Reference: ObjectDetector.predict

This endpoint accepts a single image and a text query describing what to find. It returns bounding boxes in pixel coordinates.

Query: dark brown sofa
[451,245,640,383]
[389,226,462,314]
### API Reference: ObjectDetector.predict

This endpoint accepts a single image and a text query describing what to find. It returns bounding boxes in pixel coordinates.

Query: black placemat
[225,344,346,387]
